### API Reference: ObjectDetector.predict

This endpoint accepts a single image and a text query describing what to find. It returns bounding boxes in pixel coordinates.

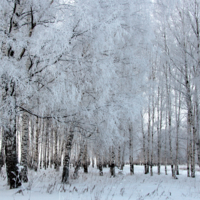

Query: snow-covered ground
[1,165,200,200]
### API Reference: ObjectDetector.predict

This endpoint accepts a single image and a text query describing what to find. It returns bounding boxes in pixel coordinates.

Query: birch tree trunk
[5,126,21,189]
[175,87,181,176]
[2,74,21,188]
[110,146,115,177]
[0,128,4,172]
[184,47,196,178]
[33,117,39,171]
[187,119,191,177]
[82,142,88,173]
[192,0,200,169]
[58,134,63,168]
[167,66,175,178]
[121,140,125,170]
[195,86,200,167]
[54,127,59,171]
[141,112,147,174]
[73,141,85,178]
[165,110,168,175]
[28,119,34,169]
[40,119,44,169]
[62,126,74,183]
[92,157,95,168]
[98,155,103,176]
[103,151,108,168]
[44,119,49,170]
[150,91,155,177]
[21,112,29,182]
[50,125,54,168]
[118,146,121,169]
[46,127,50,169]
[157,86,162,175]
[147,101,151,174]
[129,125,134,175]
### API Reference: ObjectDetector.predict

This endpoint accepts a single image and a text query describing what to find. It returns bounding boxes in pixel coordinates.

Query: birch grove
[0,0,200,190]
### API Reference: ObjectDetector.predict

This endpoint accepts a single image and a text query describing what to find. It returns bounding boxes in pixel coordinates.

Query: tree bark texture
[110,146,115,177]
[21,112,29,182]
[33,117,39,171]
[62,127,74,183]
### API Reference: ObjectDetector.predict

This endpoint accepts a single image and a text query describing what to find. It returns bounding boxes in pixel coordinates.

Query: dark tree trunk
[98,158,103,176]
[2,75,21,189]
[62,127,74,183]
[97,150,103,176]
[54,127,59,171]
[110,146,115,177]
[73,142,84,179]
[21,113,29,182]
[129,125,134,175]
[5,127,21,189]
[120,140,125,170]
[92,157,94,168]
[82,143,88,173]
[0,128,4,172]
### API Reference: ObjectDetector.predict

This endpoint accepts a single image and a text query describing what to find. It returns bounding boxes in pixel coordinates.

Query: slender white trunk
[150,92,155,176]
[175,88,181,176]
[21,112,29,182]
[54,127,59,171]
[33,117,39,171]
[165,109,168,175]
[50,125,54,168]
[141,112,147,174]
[158,86,162,175]
[147,102,151,174]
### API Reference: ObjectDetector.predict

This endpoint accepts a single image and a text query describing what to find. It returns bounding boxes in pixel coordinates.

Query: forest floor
[0,165,200,200]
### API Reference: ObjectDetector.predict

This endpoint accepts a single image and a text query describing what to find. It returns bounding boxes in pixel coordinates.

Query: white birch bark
[150,91,155,176]
[21,112,29,182]
[44,119,49,170]
[141,112,147,174]
[50,125,54,168]
[175,86,181,176]
[164,109,168,175]
[54,126,59,171]
[147,100,151,174]
[157,86,162,175]
[62,126,74,183]
[33,117,39,171]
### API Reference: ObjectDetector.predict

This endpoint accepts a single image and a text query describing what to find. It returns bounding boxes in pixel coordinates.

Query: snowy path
[1,165,200,200]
